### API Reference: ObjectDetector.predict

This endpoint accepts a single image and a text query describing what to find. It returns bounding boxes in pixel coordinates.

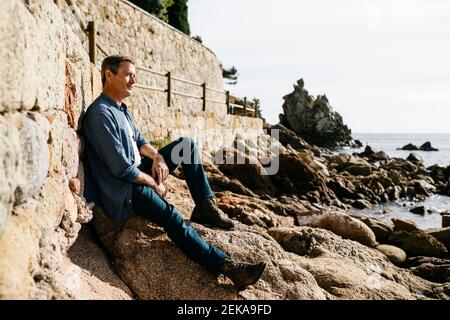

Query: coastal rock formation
[89,174,450,300]
[267,227,449,299]
[280,79,353,148]
[398,142,439,151]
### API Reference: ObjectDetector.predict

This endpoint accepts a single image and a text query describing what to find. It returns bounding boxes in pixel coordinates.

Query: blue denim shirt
[81,93,148,220]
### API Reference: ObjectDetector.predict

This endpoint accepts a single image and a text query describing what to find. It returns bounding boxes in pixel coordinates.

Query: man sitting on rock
[81,55,266,290]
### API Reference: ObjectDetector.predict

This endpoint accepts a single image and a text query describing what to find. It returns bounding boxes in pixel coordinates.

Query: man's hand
[155,183,167,198]
[134,172,166,197]
[152,154,169,184]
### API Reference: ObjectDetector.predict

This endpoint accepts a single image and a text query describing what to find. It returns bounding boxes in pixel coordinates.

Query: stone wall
[0,0,98,299]
[0,0,262,299]
[62,0,263,152]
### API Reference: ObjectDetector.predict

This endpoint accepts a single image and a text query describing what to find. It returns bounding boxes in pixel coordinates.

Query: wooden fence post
[202,83,206,111]
[244,97,247,117]
[226,91,230,114]
[166,72,172,107]
[88,21,96,64]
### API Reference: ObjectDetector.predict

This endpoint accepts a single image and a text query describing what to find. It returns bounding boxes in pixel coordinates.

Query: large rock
[358,146,389,162]
[342,164,372,177]
[354,216,394,243]
[215,147,276,195]
[92,207,327,300]
[268,226,450,299]
[388,230,448,257]
[276,152,332,201]
[398,143,419,151]
[298,211,378,248]
[392,218,419,232]
[63,226,133,299]
[426,227,450,252]
[267,123,314,152]
[419,142,439,151]
[375,245,407,265]
[328,154,371,171]
[316,212,378,247]
[280,79,353,147]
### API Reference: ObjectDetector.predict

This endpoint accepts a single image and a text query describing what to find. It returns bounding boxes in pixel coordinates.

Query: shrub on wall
[130,0,174,23]
[167,0,190,35]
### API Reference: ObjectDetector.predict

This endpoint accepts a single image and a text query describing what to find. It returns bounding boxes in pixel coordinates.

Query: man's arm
[139,143,169,184]
[134,170,166,197]
[139,143,159,160]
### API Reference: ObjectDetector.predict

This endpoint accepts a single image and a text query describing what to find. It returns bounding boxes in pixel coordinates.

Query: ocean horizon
[341,133,450,167]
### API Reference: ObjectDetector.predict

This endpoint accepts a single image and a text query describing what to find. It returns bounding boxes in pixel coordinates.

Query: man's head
[101,55,136,100]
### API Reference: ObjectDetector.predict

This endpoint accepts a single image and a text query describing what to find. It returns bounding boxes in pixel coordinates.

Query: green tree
[220,63,239,85]
[167,0,190,35]
[129,0,174,23]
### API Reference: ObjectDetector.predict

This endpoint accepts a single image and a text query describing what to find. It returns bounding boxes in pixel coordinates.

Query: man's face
[105,61,136,99]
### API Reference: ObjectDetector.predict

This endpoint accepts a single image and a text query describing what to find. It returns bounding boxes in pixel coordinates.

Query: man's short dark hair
[101,55,135,86]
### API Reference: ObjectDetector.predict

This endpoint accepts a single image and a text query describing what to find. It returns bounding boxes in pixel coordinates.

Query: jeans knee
[180,136,196,148]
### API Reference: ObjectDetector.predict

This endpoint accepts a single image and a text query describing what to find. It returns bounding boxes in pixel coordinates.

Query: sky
[189,0,450,133]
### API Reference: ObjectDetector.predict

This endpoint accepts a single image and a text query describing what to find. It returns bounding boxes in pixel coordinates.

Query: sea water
[340,133,450,229]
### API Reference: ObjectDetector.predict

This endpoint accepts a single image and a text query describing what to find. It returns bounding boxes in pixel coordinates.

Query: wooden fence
[58,0,259,117]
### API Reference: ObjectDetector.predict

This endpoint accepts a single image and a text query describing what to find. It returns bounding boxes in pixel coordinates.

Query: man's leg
[155,136,234,229]
[132,184,226,276]
[132,183,266,289]
[157,136,213,204]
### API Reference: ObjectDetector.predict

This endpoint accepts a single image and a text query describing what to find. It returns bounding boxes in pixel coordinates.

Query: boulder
[442,215,450,228]
[92,207,328,300]
[352,199,373,209]
[268,226,450,299]
[402,256,450,268]
[342,164,372,177]
[392,218,419,232]
[215,147,276,195]
[277,152,332,202]
[358,146,389,162]
[388,230,448,257]
[410,206,432,215]
[410,264,450,283]
[419,142,439,151]
[267,123,314,152]
[355,216,394,243]
[426,227,450,252]
[375,245,407,265]
[329,154,370,171]
[407,153,423,163]
[398,143,419,151]
[280,79,353,147]
[315,211,378,247]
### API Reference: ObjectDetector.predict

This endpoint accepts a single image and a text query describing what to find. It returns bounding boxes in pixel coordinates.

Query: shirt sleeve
[135,127,148,149]
[86,108,141,182]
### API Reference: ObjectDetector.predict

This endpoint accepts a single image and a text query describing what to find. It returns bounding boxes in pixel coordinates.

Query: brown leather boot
[220,258,267,290]
[190,197,235,229]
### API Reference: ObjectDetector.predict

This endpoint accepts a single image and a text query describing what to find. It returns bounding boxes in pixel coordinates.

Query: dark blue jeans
[132,136,226,276]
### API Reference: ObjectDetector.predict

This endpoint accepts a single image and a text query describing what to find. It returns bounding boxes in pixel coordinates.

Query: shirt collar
[100,93,127,111]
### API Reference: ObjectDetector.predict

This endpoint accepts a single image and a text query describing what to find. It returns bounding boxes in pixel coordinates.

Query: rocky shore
[86,122,450,299]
